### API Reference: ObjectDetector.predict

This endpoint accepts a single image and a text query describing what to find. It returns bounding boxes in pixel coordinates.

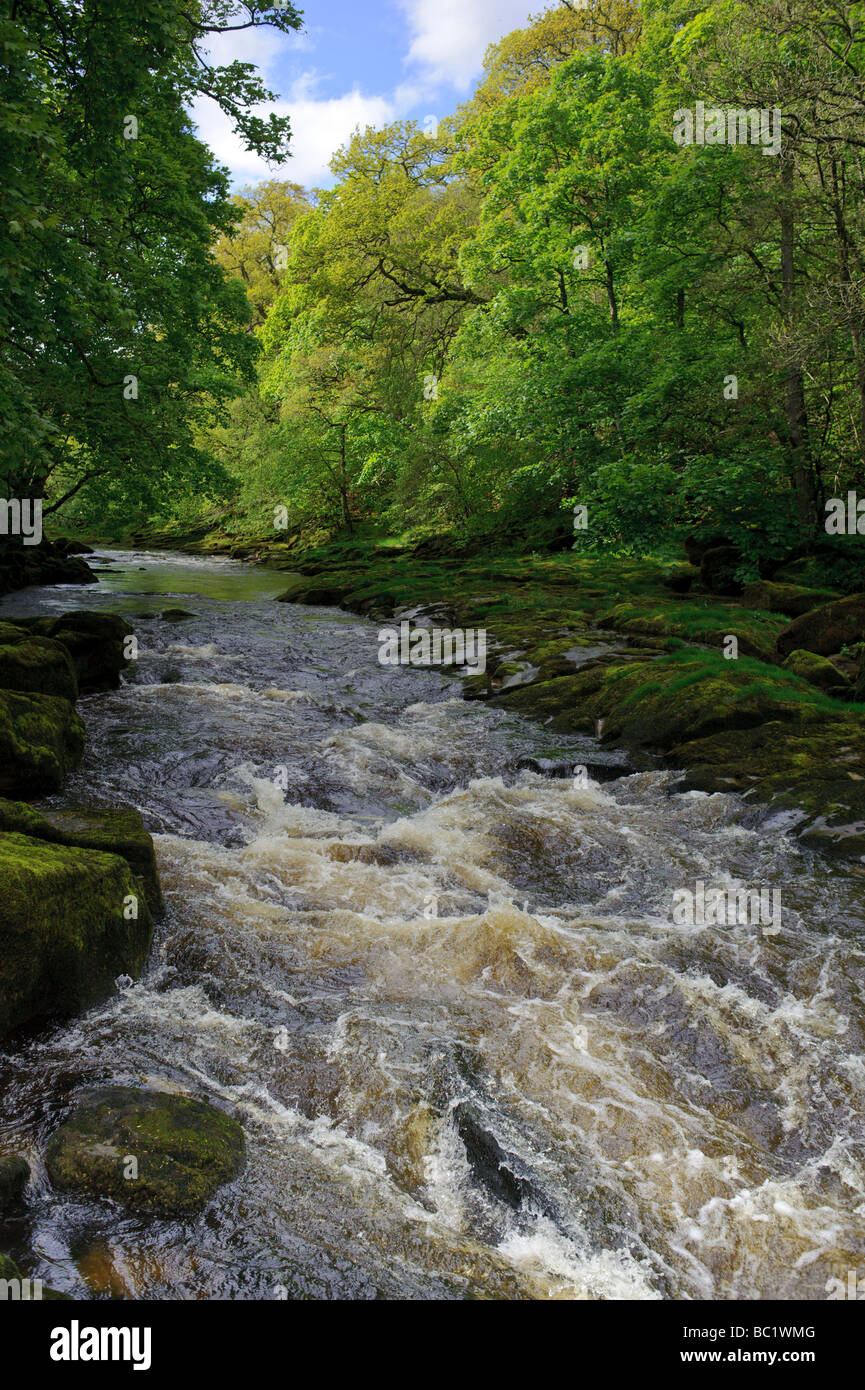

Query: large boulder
[14,611,134,692]
[46,1086,246,1215]
[0,689,84,796]
[776,593,865,658]
[0,800,163,917]
[741,581,838,618]
[0,832,153,1037]
[0,629,78,701]
[782,649,852,697]
[497,650,834,750]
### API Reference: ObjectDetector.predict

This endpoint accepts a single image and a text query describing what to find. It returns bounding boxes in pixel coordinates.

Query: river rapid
[0,550,863,1300]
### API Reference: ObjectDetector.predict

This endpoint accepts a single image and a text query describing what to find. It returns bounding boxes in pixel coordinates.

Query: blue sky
[191,0,544,191]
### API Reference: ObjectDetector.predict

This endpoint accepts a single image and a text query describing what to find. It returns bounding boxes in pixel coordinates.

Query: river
[1,549,863,1300]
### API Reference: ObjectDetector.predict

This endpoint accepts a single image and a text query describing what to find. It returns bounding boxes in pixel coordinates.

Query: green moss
[46,1086,246,1215]
[0,832,153,1037]
[0,634,78,701]
[0,689,85,796]
[0,800,164,916]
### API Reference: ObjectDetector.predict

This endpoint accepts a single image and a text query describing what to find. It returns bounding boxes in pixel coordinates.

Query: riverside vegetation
[0,0,864,1299]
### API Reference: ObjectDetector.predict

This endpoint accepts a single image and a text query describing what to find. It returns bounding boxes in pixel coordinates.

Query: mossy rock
[594,597,786,660]
[497,650,834,750]
[665,722,865,864]
[0,832,153,1037]
[0,1155,29,1210]
[161,608,194,622]
[740,581,838,618]
[12,611,134,692]
[0,800,163,916]
[0,633,78,701]
[782,649,852,696]
[0,689,85,796]
[776,593,865,658]
[275,575,347,606]
[46,1086,246,1216]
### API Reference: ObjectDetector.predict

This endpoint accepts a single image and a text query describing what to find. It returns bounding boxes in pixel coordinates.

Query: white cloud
[191,88,398,190]
[398,0,538,91]
[191,0,540,187]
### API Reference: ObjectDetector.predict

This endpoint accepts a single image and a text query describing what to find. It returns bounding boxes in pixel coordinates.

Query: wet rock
[0,689,85,796]
[0,629,78,701]
[782,649,851,697]
[0,799,164,916]
[0,1155,29,1210]
[516,755,634,781]
[0,833,153,1038]
[46,1086,246,1215]
[776,593,865,658]
[161,608,194,622]
[275,576,346,606]
[14,611,134,692]
[452,1101,537,1212]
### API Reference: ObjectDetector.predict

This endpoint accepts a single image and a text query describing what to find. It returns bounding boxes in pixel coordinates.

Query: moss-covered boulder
[275,575,347,606]
[665,721,865,864]
[0,631,78,701]
[0,1155,29,1210]
[498,649,834,749]
[46,1086,246,1215]
[782,649,852,696]
[776,593,865,658]
[12,611,134,692]
[0,833,153,1037]
[0,689,85,796]
[0,800,163,916]
[741,581,838,618]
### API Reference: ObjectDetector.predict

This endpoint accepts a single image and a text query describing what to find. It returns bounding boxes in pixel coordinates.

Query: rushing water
[1,550,864,1300]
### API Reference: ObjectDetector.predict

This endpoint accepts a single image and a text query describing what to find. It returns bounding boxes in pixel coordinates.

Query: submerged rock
[0,689,85,796]
[0,799,163,916]
[0,1154,29,1210]
[0,833,153,1037]
[46,1086,246,1215]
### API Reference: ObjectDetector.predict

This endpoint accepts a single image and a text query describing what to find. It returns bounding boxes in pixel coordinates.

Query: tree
[0,0,301,524]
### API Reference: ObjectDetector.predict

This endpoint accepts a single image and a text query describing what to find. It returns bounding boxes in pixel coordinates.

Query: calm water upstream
[0,550,863,1300]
